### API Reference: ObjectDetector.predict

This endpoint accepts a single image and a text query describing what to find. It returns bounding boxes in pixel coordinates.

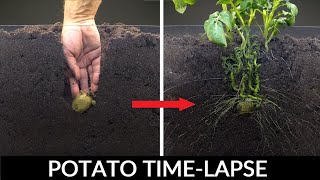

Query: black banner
[1,156,319,179]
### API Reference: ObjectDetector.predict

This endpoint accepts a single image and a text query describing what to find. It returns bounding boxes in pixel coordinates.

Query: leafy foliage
[172,0,197,14]
[173,0,298,49]
[204,11,234,47]
[172,0,298,114]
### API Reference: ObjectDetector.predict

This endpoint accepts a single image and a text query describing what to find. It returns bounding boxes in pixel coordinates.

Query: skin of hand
[62,0,102,97]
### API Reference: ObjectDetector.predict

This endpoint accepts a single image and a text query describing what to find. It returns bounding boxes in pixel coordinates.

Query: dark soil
[0,23,159,156]
[164,34,320,156]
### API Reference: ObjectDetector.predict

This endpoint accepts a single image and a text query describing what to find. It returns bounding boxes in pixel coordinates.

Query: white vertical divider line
[160,0,164,157]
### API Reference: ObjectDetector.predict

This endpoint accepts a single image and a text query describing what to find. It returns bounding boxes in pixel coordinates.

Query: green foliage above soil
[172,0,197,14]
[172,0,298,115]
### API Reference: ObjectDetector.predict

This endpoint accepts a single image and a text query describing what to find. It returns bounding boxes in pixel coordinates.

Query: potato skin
[237,99,255,114]
[72,93,94,113]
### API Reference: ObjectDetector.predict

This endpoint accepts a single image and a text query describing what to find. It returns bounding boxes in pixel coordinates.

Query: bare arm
[62,0,102,97]
[64,0,102,25]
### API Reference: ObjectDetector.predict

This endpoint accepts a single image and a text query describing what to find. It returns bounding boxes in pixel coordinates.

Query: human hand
[61,20,101,97]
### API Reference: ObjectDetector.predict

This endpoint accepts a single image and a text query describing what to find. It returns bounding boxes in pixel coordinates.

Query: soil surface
[164,34,320,156]
[0,23,159,156]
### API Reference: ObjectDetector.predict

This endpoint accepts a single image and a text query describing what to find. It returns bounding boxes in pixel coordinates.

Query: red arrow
[132,98,195,111]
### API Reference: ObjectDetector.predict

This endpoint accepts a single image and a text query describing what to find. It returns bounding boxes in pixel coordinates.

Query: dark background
[164,0,320,26]
[0,0,160,25]
[0,0,318,26]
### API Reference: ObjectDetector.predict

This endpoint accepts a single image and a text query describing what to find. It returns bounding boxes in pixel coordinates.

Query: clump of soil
[0,23,159,155]
[164,34,320,156]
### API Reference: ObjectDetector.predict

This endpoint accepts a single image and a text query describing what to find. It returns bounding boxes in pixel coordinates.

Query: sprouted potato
[72,90,96,113]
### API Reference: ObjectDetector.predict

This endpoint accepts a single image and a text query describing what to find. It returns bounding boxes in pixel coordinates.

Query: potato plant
[172,0,298,115]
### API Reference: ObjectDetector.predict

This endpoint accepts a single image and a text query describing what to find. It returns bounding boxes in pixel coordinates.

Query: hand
[61,20,101,97]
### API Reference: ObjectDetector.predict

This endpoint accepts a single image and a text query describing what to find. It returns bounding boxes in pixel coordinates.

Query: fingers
[69,77,80,97]
[88,56,101,93]
[63,50,81,80]
[77,47,101,68]
[88,65,93,85]
[80,68,89,92]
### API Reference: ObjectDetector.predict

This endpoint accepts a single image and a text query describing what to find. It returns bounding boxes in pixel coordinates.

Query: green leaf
[217,0,232,5]
[209,11,220,19]
[204,12,229,47]
[255,0,267,7]
[285,16,296,26]
[282,10,290,16]
[234,0,242,6]
[286,2,298,16]
[219,11,234,30]
[240,0,251,11]
[184,0,197,5]
[282,2,298,26]
[172,0,187,14]
[172,0,197,14]
[276,17,287,25]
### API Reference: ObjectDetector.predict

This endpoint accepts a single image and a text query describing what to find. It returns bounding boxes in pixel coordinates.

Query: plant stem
[263,0,281,51]
[222,4,227,11]
[231,2,246,27]
[248,9,256,26]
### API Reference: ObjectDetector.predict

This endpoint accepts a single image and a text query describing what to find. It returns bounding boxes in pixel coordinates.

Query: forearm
[64,0,102,25]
